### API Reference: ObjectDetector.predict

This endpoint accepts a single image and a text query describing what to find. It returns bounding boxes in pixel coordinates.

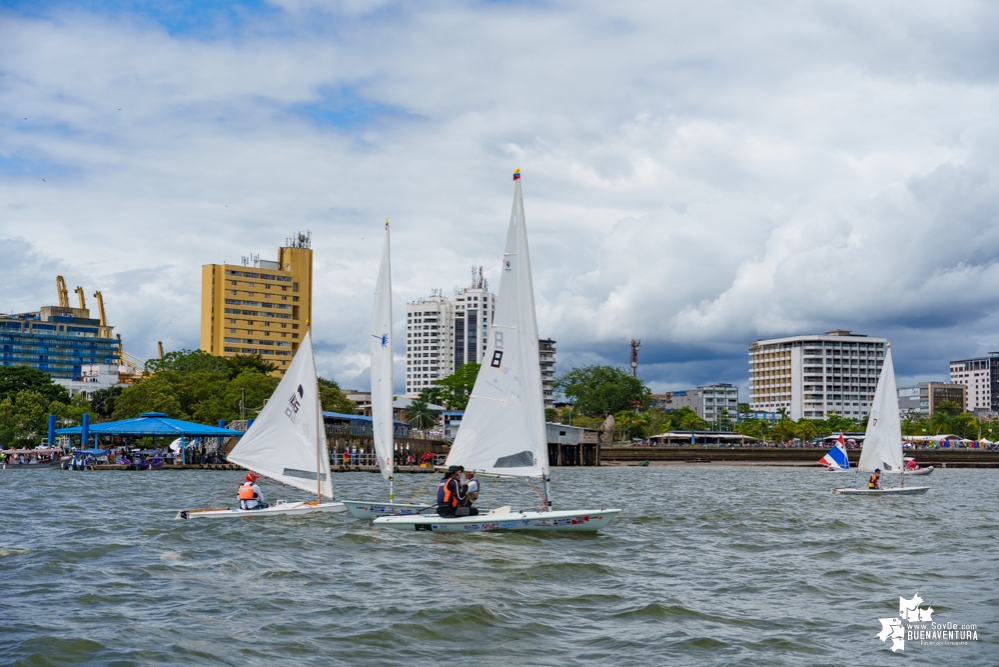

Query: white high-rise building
[405,269,495,396]
[403,268,556,399]
[405,291,454,395]
[949,353,999,413]
[748,330,886,420]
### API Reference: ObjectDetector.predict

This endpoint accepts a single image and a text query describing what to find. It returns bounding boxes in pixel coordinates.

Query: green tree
[318,377,356,414]
[227,354,278,376]
[615,409,652,439]
[0,390,52,446]
[145,349,232,376]
[0,366,70,404]
[406,395,435,428]
[419,386,446,407]
[554,365,651,417]
[935,400,962,418]
[673,406,708,431]
[545,407,557,422]
[90,386,122,420]
[436,363,481,410]
[112,373,185,420]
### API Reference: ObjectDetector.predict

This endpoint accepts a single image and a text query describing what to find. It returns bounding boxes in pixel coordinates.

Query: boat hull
[175,500,347,520]
[884,466,934,476]
[833,486,930,496]
[372,508,621,532]
[342,500,433,519]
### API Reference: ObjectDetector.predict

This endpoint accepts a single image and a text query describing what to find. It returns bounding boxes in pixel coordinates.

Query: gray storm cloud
[2,0,998,392]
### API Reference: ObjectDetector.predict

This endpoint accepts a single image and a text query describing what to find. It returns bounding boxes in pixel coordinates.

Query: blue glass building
[0,306,119,379]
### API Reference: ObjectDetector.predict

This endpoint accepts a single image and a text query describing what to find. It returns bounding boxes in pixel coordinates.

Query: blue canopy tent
[57,413,244,464]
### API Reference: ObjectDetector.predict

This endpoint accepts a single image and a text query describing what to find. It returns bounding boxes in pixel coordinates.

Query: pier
[598,446,999,468]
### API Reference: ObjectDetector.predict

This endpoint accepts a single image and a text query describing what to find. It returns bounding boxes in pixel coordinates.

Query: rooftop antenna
[630,339,641,378]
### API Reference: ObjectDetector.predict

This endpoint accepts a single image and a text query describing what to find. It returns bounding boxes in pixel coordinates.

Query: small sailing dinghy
[343,221,432,519]
[883,457,934,476]
[373,170,621,532]
[819,433,851,471]
[834,344,929,496]
[176,331,347,519]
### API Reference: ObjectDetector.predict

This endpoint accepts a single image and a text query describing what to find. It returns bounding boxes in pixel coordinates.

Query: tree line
[0,350,356,447]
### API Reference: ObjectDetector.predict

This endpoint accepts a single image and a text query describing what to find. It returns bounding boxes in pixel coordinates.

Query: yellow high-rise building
[200,233,313,376]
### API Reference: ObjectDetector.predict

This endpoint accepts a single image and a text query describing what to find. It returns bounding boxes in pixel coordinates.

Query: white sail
[227,331,333,498]
[858,345,904,473]
[370,220,395,481]
[445,170,549,478]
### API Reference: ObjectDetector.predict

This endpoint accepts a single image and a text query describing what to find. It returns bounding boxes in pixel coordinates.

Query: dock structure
[599,446,999,468]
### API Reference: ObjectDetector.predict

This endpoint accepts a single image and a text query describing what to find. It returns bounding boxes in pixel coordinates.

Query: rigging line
[525,477,549,513]
[205,480,242,508]
[407,473,437,504]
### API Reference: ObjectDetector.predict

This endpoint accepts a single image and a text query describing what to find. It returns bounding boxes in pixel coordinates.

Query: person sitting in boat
[868,468,881,490]
[437,466,463,517]
[462,471,479,505]
[238,473,267,510]
[907,459,918,470]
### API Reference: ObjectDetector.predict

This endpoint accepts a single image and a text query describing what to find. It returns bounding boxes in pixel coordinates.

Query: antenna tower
[630,339,641,378]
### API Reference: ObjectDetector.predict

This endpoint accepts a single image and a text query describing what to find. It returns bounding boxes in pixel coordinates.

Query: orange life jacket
[437,479,458,507]
[868,472,880,488]
[238,483,257,501]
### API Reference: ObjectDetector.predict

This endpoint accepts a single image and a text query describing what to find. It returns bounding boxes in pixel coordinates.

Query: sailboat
[373,169,621,532]
[343,221,433,519]
[819,433,851,471]
[833,344,929,496]
[176,331,348,519]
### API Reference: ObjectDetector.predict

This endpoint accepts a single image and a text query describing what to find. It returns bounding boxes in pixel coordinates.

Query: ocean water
[1,466,996,666]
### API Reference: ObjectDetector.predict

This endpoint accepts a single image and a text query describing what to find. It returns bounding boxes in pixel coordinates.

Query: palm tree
[406,396,435,429]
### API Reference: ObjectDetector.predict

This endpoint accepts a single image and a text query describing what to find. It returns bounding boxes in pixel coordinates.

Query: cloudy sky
[3,0,999,395]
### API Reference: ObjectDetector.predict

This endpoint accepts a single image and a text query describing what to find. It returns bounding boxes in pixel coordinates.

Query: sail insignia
[283,468,328,481]
[494,451,536,468]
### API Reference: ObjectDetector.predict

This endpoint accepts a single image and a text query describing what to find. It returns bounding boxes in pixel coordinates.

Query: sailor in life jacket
[461,471,479,505]
[238,473,266,510]
[868,468,881,490]
[436,465,463,517]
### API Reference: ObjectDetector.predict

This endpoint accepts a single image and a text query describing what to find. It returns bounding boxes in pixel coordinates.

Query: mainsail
[227,331,333,498]
[857,345,904,473]
[370,220,395,481]
[445,169,549,478]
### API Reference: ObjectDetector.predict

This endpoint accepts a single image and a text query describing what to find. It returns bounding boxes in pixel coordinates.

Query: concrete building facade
[0,305,118,380]
[748,330,886,420]
[949,353,999,413]
[897,382,967,416]
[540,338,556,408]
[652,384,739,421]
[200,233,313,376]
[404,271,553,399]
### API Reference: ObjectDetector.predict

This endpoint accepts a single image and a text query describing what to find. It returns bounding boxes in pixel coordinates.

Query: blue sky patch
[288,85,418,131]
[3,0,282,38]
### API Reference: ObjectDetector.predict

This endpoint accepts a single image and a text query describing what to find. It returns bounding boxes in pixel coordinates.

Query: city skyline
[4,2,999,395]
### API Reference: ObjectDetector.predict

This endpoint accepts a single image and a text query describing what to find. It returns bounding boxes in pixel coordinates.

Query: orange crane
[75,286,86,310]
[56,276,69,308]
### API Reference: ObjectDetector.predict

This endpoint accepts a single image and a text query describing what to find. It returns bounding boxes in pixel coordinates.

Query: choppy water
[1,466,997,665]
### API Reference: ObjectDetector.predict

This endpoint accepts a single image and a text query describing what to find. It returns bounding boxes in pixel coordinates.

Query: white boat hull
[833,486,930,496]
[372,508,621,532]
[176,500,347,520]
[884,466,934,476]
[342,500,433,519]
